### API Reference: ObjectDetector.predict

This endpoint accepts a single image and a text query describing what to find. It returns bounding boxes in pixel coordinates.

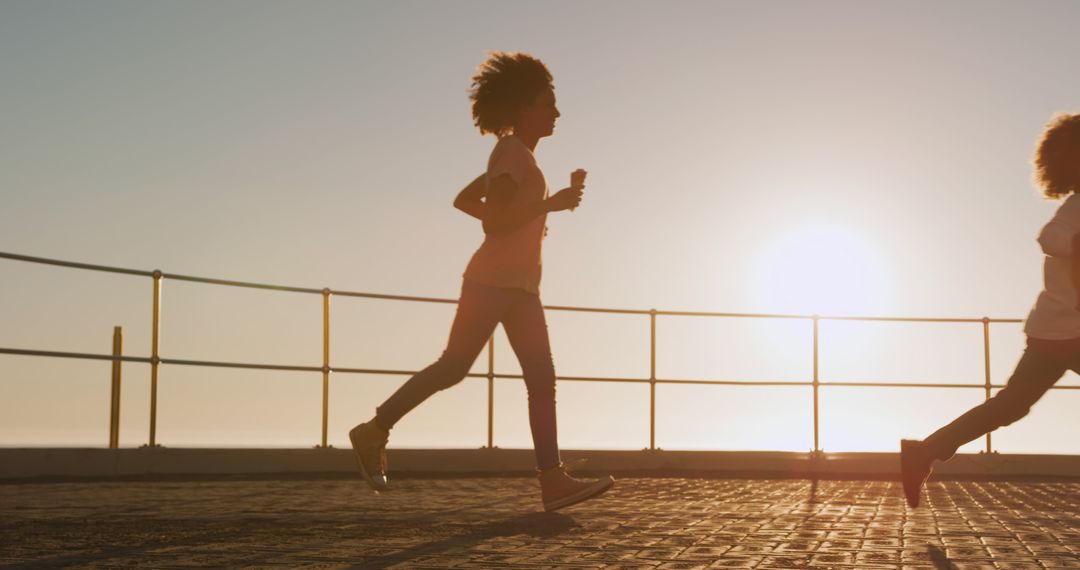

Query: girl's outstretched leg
[350,281,506,491]
[901,339,1070,507]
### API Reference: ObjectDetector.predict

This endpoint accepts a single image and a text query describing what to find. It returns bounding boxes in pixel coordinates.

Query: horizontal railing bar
[656,379,1012,389]
[0,347,152,363]
[821,381,1005,389]
[163,273,323,295]
[820,315,1024,324]
[492,373,653,384]
[825,381,1080,390]
[331,291,459,304]
[658,310,813,319]
[159,358,322,372]
[331,368,651,383]
[658,311,1022,323]
[657,378,809,386]
[9,347,1080,391]
[543,304,651,315]
[331,295,649,314]
[0,251,153,277]
[324,302,1025,323]
[332,367,439,376]
[559,376,650,383]
[326,366,1026,389]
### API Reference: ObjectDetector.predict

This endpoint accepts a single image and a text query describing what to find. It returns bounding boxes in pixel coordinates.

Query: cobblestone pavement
[3,477,1080,568]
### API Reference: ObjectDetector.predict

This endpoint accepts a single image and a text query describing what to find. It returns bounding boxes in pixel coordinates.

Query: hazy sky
[3,1,1080,453]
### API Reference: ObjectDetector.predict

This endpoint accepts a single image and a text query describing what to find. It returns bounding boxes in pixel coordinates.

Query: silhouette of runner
[349,51,614,512]
[901,113,1080,507]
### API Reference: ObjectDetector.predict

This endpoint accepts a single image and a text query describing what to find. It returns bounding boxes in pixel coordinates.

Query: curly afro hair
[469,52,553,137]
[1034,113,1080,199]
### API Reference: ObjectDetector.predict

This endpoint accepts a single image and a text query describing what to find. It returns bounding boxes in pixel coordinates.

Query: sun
[748,223,893,316]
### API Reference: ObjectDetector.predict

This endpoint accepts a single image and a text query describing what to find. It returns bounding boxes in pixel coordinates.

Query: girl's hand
[547,186,584,212]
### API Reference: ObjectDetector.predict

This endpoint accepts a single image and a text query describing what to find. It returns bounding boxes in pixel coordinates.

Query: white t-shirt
[463,135,549,295]
[1025,193,1080,339]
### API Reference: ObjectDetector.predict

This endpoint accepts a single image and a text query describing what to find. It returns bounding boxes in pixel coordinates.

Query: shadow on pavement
[355,511,578,569]
[928,544,957,570]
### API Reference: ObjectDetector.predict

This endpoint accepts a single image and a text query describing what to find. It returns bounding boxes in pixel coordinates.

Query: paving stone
[3,478,1080,567]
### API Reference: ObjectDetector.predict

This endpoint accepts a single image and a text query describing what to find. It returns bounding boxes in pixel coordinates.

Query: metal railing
[3,249,1066,453]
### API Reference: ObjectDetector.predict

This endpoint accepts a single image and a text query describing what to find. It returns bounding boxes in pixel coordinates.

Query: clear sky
[2,1,1079,453]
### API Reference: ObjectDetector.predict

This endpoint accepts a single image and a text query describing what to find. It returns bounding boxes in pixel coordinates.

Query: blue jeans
[376,279,561,469]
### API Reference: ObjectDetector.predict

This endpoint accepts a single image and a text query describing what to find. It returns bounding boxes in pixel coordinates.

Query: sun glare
[749,223,893,317]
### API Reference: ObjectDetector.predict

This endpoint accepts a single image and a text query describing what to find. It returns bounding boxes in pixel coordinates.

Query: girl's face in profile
[517,88,560,139]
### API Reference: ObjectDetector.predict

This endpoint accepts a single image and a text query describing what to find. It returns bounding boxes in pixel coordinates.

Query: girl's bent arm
[482,174,552,235]
[453,173,487,220]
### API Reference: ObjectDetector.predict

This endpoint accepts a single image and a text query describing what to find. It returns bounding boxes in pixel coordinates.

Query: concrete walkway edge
[4,448,1080,480]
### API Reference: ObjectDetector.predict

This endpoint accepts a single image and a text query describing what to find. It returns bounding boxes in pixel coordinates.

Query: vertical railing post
[320,288,331,448]
[812,315,820,454]
[982,317,993,454]
[109,326,122,449]
[148,270,162,447]
[487,335,495,449]
[649,309,657,451]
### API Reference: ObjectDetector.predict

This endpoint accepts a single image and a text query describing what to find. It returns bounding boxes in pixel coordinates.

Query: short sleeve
[487,137,533,187]
[1038,195,1080,258]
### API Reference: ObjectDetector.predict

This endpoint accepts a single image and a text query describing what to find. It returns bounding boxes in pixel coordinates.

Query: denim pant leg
[924,338,1071,461]
[501,290,561,470]
[376,281,507,429]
